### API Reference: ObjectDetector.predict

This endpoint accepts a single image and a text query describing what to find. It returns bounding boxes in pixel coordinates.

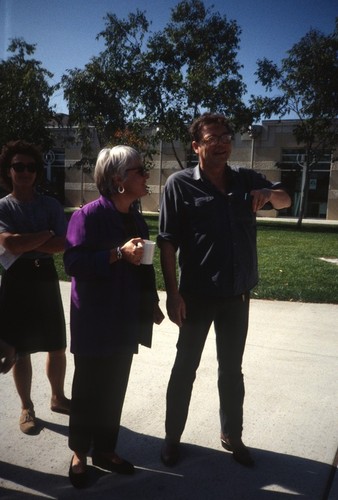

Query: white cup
[140,239,156,265]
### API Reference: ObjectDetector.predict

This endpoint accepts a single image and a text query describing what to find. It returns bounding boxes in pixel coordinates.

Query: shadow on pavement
[39,419,69,438]
[0,427,332,499]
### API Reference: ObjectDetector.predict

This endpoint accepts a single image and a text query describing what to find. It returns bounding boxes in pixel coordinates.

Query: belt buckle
[34,259,40,268]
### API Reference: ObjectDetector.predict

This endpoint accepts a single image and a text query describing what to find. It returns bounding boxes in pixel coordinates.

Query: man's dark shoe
[160,439,180,466]
[221,435,254,467]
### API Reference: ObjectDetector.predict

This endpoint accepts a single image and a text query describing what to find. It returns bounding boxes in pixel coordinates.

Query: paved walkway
[258,217,338,226]
[0,282,337,499]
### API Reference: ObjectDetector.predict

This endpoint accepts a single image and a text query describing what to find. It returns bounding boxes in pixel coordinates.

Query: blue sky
[1,0,336,115]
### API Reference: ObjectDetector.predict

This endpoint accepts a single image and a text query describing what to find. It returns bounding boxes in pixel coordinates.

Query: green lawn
[24,214,338,304]
[253,224,338,303]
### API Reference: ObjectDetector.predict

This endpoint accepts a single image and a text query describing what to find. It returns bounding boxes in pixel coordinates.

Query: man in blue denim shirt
[158,113,291,467]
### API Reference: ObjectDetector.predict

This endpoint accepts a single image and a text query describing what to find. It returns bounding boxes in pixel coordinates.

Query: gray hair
[94,146,141,197]
[94,145,141,197]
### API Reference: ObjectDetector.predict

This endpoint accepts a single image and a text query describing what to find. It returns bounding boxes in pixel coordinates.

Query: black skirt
[0,258,66,354]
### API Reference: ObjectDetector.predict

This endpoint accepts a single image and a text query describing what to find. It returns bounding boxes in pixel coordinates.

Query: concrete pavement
[0,281,337,499]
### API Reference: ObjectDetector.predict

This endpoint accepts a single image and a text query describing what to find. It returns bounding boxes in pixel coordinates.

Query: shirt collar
[193,163,231,182]
[193,164,202,180]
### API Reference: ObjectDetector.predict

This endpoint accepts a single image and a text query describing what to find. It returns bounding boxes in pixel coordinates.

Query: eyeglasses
[10,162,38,173]
[200,134,233,146]
[126,166,149,176]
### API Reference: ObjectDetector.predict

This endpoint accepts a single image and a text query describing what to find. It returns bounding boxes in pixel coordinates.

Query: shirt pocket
[184,196,217,234]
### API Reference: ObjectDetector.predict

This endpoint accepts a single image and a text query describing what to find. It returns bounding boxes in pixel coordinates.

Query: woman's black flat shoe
[92,453,134,475]
[69,456,88,488]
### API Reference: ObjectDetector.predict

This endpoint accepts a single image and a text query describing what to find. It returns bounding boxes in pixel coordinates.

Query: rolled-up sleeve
[157,175,181,251]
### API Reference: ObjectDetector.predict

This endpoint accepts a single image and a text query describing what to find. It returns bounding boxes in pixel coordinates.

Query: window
[280,149,331,171]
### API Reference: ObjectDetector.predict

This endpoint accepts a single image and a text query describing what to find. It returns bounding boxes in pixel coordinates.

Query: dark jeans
[69,351,133,454]
[165,293,250,441]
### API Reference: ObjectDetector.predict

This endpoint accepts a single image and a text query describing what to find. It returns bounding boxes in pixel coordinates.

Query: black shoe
[221,435,254,467]
[69,456,88,488]
[92,452,134,475]
[160,439,180,466]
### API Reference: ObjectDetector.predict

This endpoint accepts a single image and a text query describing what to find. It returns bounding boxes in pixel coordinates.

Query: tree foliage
[251,23,338,144]
[0,38,57,150]
[62,10,150,155]
[250,21,338,225]
[143,0,251,166]
[61,0,252,165]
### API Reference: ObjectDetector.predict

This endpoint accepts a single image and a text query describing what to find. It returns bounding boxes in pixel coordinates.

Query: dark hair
[0,140,44,191]
[189,113,234,142]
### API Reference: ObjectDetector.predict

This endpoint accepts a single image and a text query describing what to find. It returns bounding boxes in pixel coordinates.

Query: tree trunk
[296,152,311,228]
[170,139,184,169]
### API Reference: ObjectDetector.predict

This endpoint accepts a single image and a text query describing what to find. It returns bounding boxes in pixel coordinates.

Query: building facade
[45,119,338,220]
[230,120,337,220]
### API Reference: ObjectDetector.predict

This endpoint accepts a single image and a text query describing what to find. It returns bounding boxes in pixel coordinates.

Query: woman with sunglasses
[0,140,70,434]
[64,145,164,488]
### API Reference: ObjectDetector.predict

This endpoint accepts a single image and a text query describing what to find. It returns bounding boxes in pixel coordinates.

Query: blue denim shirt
[158,165,281,297]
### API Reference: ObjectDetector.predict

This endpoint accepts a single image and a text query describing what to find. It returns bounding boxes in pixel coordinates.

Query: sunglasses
[126,166,149,176]
[10,162,38,173]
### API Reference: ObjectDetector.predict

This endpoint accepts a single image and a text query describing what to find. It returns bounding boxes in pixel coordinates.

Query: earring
[118,185,125,194]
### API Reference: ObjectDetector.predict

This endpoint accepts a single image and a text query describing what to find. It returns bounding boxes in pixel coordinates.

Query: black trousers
[165,293,250,441]
[69,351,133,453]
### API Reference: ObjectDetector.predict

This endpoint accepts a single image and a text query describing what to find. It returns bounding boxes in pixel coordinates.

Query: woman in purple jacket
[64,145,164,488]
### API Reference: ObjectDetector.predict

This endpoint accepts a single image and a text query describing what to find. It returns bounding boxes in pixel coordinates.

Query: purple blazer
[64,196,158,356]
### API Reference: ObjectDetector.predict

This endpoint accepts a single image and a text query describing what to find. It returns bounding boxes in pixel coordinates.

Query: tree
[143,0,252,166]
[61,1,252,166]
[61,10,150,155]
[250,20,338,226]
[0,38,57,150]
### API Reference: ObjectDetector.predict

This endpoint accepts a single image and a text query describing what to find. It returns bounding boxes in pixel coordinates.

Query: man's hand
[250,188,291,212]
[250,188,272,212]
[166,292,186,327]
